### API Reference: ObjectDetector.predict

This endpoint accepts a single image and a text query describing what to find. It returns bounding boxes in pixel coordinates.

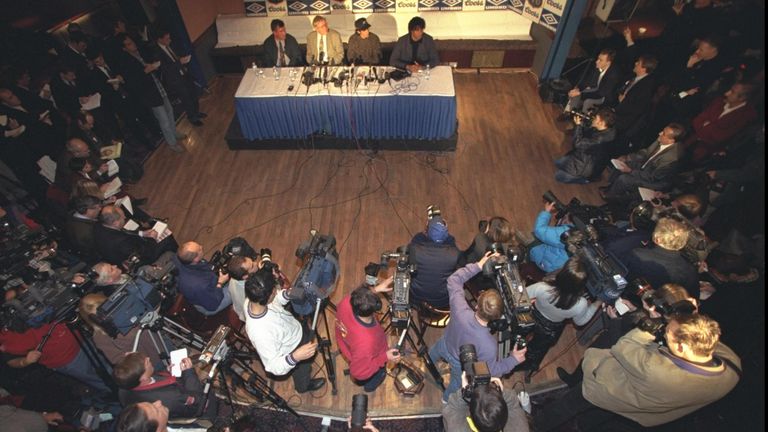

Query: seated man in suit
[554,107,617,184]
[390,16,440,73]
[565,49,621,113]
[601,123,686,203]
[113,351,216,419]
[93,204,177,266]
[613,55,657,151]
[64,195,102,260]
[305,16,343,65]
[262,19,303,67]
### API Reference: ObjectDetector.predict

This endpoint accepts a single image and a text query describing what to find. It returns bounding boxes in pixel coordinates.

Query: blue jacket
[172,256,222,312]
[529,211,571,273]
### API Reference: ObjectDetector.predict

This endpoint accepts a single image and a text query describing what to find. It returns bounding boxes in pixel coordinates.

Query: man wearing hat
[406,210,460,309]
[347,18,382,65]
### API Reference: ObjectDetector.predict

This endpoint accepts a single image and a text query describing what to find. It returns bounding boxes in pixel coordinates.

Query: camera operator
[78,293,166,367]
[554,108,617,184]
[624,217,700,299]
[598,201,655,263]
[94,205,178,266]
[429,253,527,403]
[442,371,529,432]
[536,313,741,431]
[113,351,216,420]
[335,273,401,392]
[0,321,110,393]
[173,242,232,316]
[518,256,602,380]
[407,211,460,309]
[226,255,260,322]
[529,201,572,273]
[243,268,325,393]
[461,217,517,265]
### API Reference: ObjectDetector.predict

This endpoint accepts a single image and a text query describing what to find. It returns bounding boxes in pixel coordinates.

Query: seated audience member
[688,81,758,164]
[389,16,440,73]
[537,314,740,431]
[407,213,460,309]
[347,18,382,65]
[442,373,530,432]
[0,321,110,393]
[0,86,62,146]
[244,268,326,393]
[429,253,527,403]
[262,19,303,67]
[529,201,572,273]
[305,15,343,65]
[94,204,177,266]
[520,257,602,380]
[705,124,764,212]
[116,401,169,432]
[564,49,621,114]
[173,241,232,316]
[624,217,700,299]
[64,194,102,259]
[601,123,685,203]
[92,261,131,290]
[612,55,657,150]
[113,352,214,419]
[336,279,400,392]
[71,111,144,182]
[554,107,617,184]
[78,293,166,367]
[55,138,99,193]
[0,405,63,432]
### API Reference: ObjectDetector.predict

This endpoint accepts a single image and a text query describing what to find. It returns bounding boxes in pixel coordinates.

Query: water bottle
[273,66,280,81]
[251,62,256,70]
[425,64,431,80]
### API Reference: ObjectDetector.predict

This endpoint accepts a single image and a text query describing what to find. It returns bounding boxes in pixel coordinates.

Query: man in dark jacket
[262,19,303,67]
[93,205,177,266]
[565,49,622,113]
[153,29,205,127]
[389,16,440,73]
[408,214,460,309]
[613,55,657,151]
[173,241,231,316]
[554,108,617,184]
[64,195,102,260]
[114,352,216,419]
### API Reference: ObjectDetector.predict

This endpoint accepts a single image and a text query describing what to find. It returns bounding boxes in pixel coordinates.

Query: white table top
[234,65,455,98]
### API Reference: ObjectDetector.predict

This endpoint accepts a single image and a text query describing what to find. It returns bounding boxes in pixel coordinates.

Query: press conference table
[234,66,457,141]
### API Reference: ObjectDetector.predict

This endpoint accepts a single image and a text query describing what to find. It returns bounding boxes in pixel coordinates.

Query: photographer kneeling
[442,368,530,432]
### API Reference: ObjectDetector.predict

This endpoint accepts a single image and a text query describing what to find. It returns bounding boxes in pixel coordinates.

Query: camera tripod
[380,304,445,391]
[308,297,338,395]
[133,311,209,361]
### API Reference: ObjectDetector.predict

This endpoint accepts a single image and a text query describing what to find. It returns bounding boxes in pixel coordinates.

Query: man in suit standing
[305,16,344,65]
[262,19,303,68]
[601,123,685,203]
[565,49,621,113]
[153,29,205,127]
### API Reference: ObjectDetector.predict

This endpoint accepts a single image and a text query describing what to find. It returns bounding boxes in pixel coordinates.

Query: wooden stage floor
[130,70,607,419]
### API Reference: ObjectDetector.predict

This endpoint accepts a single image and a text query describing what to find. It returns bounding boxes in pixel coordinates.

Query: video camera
[482,242,535,339]
[290,230,340,316]
[651,205,715,265]
[544,191,628,302]
[459,344,492,402]
[210,237,258,275]
[564,108,596,124]
[542,190,611,226]
[380,248,416,329]
[634,279,697,318]
[95,276,163,337]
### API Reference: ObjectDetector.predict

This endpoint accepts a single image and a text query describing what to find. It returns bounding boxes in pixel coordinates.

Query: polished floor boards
[130,71,605,418]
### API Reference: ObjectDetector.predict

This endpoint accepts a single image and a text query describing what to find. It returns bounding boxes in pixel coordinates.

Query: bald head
[178,242,203,264]
[99,205,125,228]
[66,138,91,157]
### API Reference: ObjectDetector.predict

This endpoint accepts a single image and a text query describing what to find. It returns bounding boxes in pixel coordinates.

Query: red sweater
[0,323,79,368]
[690,97,757,161]
[334,295,389,381]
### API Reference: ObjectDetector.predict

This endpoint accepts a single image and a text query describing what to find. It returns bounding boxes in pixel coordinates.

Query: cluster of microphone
[299,52,391,93]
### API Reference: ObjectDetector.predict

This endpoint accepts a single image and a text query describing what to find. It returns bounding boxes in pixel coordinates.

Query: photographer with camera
[536,313,740,430]
[518,256,602,380]
[227,250,273,322]
[442,365,530,432]
[429,253,527,403]
[554,108,617,184]
[174,242,232,316]
[243,267,325,393]
[408,207,460,309]
[529,201,572,274]
[113,351,216,420]
[336,271,400,392]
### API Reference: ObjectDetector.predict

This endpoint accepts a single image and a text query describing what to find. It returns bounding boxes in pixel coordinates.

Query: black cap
[354,18,371,31]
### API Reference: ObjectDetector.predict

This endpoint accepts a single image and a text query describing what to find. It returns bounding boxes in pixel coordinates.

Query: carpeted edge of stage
[225,117,458,151]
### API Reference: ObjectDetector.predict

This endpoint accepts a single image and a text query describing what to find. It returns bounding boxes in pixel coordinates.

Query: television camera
[544,191,628,302]
[290,230,340,316]
[459,344,492,402]
[564,108,596,124]
[209,237,258,275]
[380,249,416,329]
[482,242,535,339]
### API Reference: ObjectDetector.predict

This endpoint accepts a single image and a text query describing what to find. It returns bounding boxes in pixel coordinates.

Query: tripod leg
[318,307,338,395]
[405,320,445,391]
[232,359,301,418]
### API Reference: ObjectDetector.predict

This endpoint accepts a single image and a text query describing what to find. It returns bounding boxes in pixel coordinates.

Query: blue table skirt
[235,95,457,140]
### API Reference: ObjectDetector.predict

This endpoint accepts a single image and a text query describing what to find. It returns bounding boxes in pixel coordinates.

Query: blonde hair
[476,290,503,322]
[653,218,689,251]
[670,314,721,357]
[72,178,104,200]
[78,293,108,333]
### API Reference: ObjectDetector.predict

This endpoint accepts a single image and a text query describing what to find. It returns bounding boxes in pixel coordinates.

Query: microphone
[373,66,379,82]
[319,51,325,65]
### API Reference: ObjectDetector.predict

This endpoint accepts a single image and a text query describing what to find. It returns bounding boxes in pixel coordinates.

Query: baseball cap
[427,216,449,243]
[355,18,371,31]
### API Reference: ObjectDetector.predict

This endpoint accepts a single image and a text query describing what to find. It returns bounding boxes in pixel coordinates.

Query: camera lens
[351,394,368,428]
[459,344,477,365]
[488,242,505,255]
